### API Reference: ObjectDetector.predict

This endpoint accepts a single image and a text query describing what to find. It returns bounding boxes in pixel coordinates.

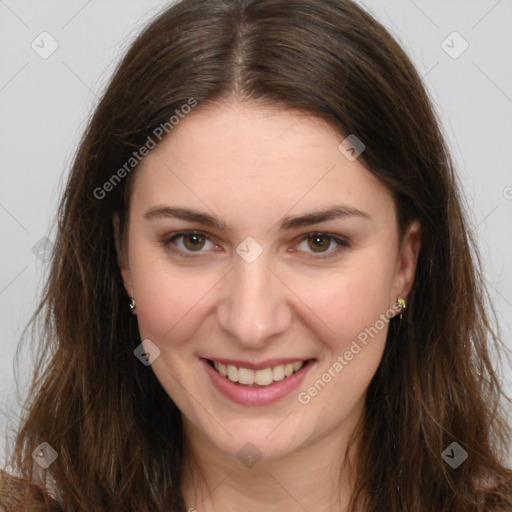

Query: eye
[160,230,349,260]
[295,232,349,259]
[161,231,217,257]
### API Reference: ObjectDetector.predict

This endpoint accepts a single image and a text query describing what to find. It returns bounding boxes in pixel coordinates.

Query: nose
[216,252,292,348]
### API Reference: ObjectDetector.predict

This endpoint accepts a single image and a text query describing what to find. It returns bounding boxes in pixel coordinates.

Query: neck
[180,405,365,512]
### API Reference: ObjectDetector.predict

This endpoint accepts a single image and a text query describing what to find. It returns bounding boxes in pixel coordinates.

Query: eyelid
[160,230,349,259]
[293,231,349,260]
[160,230,218,258]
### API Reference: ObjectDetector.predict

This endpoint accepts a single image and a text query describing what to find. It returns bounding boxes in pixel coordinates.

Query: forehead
[151,101,343,175]
[131,100,395,227]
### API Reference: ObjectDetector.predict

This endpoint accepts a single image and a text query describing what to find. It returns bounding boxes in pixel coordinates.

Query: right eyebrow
[143,206,228,230]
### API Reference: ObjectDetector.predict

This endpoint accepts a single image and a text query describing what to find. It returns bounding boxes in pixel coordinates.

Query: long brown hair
[1,0,511,510]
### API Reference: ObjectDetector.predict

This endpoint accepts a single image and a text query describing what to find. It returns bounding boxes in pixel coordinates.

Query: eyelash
[160,230,350,260]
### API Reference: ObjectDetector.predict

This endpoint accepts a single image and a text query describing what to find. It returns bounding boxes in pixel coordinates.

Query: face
[114,99,420,463]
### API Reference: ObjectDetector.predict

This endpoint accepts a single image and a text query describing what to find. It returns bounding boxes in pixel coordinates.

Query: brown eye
[182,233,206,251]
[161,231,216,257]
[295,232,349,260]
[307,234,332,253]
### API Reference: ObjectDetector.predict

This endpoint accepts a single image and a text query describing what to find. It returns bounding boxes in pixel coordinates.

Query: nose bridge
[217,251,291,346]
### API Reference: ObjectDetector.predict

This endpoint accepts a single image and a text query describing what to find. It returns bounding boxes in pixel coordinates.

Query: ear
[113,213,133,298]
[392,219,421,311]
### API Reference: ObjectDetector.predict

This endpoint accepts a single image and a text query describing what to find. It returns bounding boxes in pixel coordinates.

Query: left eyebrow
[278,205,371,231]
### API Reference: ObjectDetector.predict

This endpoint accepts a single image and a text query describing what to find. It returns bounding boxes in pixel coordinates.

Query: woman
[1,0,511,510]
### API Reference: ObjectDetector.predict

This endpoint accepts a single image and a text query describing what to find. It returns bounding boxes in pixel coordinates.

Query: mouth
[206,358,313,388]
[201,357,317,405]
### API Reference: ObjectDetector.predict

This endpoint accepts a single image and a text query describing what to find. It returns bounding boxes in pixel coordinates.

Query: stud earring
[129,297,136,310]
[397,296,406,319]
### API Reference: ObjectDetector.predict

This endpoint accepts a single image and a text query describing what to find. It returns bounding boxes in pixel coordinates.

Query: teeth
[227,364,238,382]
[272,365,285,381]
[292,361,303,371]
[254,368,273,386]
[212,360,307,387]
[238,367,254,385]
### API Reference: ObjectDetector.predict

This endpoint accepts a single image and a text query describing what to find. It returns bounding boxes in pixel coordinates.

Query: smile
[201,358,317,406]
[208,359,306,387]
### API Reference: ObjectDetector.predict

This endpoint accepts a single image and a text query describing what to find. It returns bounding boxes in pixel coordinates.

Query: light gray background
[1,0,511,468]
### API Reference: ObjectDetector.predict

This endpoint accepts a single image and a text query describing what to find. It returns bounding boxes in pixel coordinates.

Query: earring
[129,297,136,310]
[397,296,406,319]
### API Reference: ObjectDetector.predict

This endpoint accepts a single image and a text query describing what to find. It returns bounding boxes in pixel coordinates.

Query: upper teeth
[213,361,306,387]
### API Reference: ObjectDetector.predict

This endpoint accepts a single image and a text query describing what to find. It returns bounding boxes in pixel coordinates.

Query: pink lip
[201,358,316,406]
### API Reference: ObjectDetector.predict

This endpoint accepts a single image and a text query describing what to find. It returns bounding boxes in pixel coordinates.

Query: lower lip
[201,358,316,406]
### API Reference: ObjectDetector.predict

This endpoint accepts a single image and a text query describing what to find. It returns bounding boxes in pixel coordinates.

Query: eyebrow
[143,205,371,231]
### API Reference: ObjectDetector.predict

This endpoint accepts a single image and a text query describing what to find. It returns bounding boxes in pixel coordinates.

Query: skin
[114,98,420,512]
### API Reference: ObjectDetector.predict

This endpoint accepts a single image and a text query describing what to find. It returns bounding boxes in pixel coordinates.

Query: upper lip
[203,357,313,370]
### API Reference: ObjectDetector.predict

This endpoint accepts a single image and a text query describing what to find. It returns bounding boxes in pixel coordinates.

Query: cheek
[293,263,394,343]
[127,243,217,344]
[296,269,392,411]
[290,261,395,401]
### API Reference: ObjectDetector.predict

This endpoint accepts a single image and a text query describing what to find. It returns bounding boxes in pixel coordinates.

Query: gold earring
[397,296,406,319]
[129,297,136,310]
